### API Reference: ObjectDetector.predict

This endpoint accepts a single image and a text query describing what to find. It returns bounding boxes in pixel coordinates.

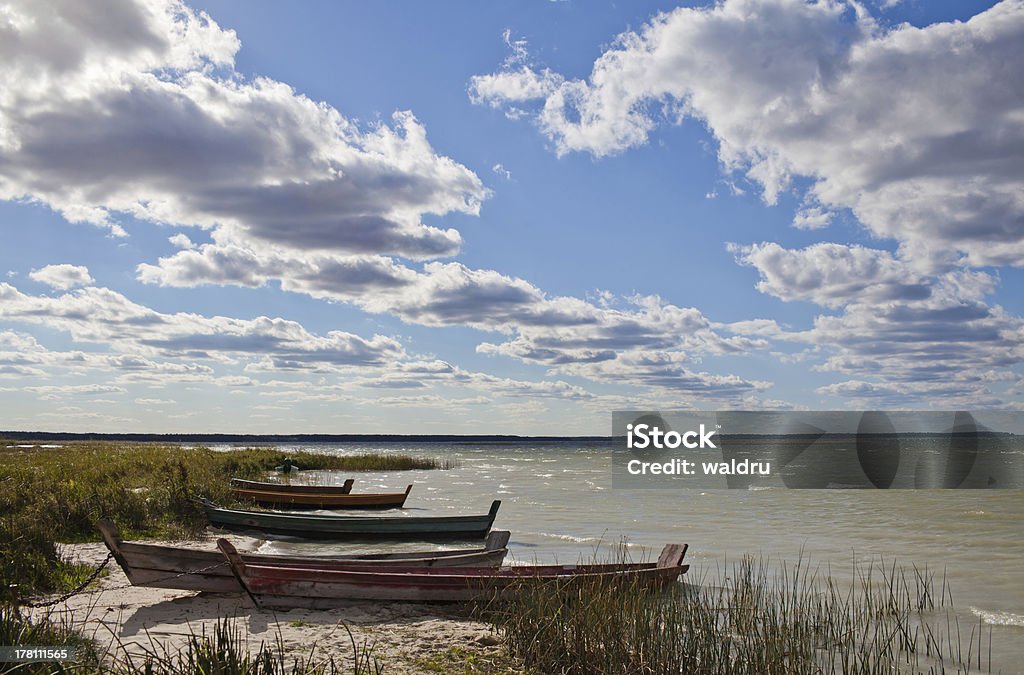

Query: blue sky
[1,0,1021,434]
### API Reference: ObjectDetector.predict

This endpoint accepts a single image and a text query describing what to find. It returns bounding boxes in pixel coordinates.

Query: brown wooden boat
[230,478,355,494]
[218,539,689,607]
[231,483,413,509]
[98,519,511,593]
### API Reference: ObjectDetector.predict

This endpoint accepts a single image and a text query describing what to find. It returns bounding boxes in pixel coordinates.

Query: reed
[0,604,99,674]
[478,550,992,674]
[0,608,382,674]
[106,617,383,675]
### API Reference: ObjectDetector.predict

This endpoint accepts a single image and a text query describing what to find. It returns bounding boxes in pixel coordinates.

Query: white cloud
[0,0,784,405]
[791,207,833,231]
[28,264,95,290]
[0,0,487,258]
[140,241,774,398]
[471,0,1024,267]
[0,281,406,369]
[729,239,1024,405]
[732,242,933,308]
[470,66,564,111]
[168,233,196,249]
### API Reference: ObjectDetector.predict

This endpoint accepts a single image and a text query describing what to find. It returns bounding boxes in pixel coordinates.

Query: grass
[0,611,382,674]
[107,618,383,675]
[476,550,993,674]
[0,604,100,674]
[0,441,449,602]
[414,645,518,674]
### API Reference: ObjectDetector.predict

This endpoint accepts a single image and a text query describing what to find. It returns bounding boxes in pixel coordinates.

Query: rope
[19,551,115,608]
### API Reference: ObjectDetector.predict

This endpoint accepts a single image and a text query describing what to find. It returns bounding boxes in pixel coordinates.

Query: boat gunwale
[200,498,500,524]
[230,478,356,494]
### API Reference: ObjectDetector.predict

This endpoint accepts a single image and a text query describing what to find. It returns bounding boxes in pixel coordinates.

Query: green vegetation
[0,442,447,602]
[0,441,449,671]
[414,645,517,674]
[477,553,991,674]
[0,604,100,674]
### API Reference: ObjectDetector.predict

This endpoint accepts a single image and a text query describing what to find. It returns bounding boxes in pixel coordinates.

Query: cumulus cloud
[0,0,794,408]
[727,239,1023,405]
[731,242,933,308]
[28,264,95,290]
[806,293,1024,384]
[0,281,406,369]
[141,242,773,398]
[0,0,784,405]
[0,0,487,258]
[471,0,1024,267]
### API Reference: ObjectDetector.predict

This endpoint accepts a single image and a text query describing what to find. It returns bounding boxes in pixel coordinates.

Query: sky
[0,0,1022,435]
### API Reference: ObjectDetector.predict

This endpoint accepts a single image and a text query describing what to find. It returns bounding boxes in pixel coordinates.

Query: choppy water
[222,441,1024,671]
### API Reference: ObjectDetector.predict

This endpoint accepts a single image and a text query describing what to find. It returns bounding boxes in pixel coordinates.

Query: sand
[30,538,515,674]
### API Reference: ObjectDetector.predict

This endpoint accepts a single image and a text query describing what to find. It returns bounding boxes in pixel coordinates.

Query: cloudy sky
[1,0,1022,434]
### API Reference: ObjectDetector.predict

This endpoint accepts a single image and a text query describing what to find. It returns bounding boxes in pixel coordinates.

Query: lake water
[222,441,1024,671]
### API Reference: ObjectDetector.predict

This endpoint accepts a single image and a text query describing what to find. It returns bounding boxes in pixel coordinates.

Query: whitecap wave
[532,532,645,548]
[971,607,1024,626]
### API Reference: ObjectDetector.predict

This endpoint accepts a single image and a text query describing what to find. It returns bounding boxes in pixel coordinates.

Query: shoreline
[35,539,512,674]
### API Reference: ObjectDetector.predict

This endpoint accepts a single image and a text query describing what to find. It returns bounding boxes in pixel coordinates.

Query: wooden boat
[218,539,689,607]
[98,519,511,593]
[230,478,355,494]
[231,484,412,509]
[199,498,502,540]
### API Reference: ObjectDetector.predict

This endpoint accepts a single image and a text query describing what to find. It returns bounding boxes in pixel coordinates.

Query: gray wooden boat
[219,539,690,606]
[199,498,502,540]
[98,519,511,593]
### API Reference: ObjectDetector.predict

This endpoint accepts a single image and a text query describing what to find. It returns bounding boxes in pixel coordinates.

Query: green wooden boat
[199,498,501,540]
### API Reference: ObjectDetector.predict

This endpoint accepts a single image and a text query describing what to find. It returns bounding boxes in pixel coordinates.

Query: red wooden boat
[230,478,355,494]
[218,539,689,607]
[231,484,412,509]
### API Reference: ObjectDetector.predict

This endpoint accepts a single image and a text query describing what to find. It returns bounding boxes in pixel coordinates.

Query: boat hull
[219,541,689,607]
[231,484,412,509]
[230,478,355,494]
[98,519,510,593]
[200,499,501,540]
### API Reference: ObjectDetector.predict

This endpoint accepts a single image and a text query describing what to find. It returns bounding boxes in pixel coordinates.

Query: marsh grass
[0,603,100,674]
[0,609,382,674]
[106,617,383,675]
[0,442,447,601]
[477,550,992,674]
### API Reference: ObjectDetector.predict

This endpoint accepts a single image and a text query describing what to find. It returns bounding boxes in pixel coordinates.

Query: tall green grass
[0,604,99,674]
[0,442,448,602]
[478,552,992,674]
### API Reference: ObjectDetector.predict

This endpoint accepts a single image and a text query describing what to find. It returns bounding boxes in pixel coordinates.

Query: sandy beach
[32,539,513,674]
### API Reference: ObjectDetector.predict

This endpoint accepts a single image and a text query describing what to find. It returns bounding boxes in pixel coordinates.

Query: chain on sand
[18,552,115,609]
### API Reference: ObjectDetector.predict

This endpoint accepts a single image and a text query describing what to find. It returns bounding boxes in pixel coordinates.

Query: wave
[970,607,1024,626]
[532,531,644,548]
